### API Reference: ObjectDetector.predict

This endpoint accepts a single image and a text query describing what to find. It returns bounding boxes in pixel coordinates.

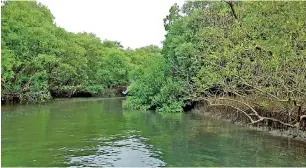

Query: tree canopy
[2,0,306,129]
[1,1,160,103]
[125,0,306,120]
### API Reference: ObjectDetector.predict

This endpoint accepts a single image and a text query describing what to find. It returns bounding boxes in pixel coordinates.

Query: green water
[2,98,306,167]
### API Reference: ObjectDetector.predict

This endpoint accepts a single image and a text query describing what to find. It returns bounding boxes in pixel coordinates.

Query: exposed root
[197,97,302,129]
[251,117,296,128]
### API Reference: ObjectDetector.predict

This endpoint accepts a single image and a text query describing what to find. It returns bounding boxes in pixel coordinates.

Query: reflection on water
[68,134,165,167]
[1,98,306,167]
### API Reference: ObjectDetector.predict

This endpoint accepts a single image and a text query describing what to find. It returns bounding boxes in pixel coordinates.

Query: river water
[2,98,306,167]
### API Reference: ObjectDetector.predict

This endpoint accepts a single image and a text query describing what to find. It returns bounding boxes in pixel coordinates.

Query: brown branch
[300,115,306,121]
[225,0,238,19]
[249,118,264,125]
[238,77,290,102]
[218,97,259,116]
[201,98,254,123]
[200,97,298,128]
[259,117,296,128]
[225,89,247,98]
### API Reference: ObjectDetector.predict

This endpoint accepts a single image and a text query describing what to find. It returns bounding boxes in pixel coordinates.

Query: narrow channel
[2,98,306,167]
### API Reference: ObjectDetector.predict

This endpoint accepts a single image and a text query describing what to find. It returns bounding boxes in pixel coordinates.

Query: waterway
[2,98,306,167]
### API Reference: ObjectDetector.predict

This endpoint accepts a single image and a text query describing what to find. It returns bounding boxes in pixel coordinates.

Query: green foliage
[98,49,130,88]
[152,78,185,113]
[101,40,124,49]
[124,54,185,113]
[124,55,168,110]
[1,1,142,103]
[126,1,306,114]
[3,0,305,118]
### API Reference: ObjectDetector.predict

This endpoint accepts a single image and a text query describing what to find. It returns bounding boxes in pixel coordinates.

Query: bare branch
[218,97,259,116]
[224,0,238,19]
[200,97,299,128]
[258,117,296,128]
[201,98,255,123]
[300,115,306,121]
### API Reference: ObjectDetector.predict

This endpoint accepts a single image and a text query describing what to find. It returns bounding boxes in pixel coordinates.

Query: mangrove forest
[1,0,306,166]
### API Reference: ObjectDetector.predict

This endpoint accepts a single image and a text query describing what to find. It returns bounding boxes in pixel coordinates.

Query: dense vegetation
[125,1,306,129]
[2,1,306,129]
[1,1,160,103]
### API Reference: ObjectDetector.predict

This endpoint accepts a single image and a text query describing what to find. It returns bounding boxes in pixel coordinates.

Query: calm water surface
[2,98,306,167]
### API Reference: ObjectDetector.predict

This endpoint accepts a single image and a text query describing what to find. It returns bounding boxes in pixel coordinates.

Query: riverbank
[1,86,127,105]
[193,100,306,142]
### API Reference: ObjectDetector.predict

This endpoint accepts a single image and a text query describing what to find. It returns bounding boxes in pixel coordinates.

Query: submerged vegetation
[1,1,306,130]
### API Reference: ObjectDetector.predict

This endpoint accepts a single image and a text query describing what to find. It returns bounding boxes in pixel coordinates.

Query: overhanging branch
[225,0,238,19]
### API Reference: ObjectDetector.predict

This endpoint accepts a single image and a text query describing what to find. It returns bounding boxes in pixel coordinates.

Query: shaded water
[2,98,306,167]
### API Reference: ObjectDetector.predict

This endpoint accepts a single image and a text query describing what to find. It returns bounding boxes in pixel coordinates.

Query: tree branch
[199,97,298,128]
[201,98,255,123]
[225,0,238,19]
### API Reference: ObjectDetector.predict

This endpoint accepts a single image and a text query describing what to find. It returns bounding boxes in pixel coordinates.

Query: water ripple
[68,135,166,167]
